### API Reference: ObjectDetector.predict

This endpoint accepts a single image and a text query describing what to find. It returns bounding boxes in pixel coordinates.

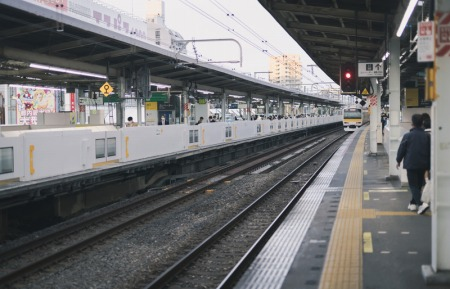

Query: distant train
[342,107,369,132]
[0,116,341,184]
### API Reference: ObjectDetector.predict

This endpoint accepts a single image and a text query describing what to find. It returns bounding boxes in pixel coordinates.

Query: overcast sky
[108,0,336,89]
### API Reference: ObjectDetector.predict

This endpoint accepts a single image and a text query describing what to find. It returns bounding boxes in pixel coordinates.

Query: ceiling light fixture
[396,0,419,37]
[30,63,107,79]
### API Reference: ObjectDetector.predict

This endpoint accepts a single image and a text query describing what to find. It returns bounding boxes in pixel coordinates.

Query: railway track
[142,132,347,289]
[0,128,347,288]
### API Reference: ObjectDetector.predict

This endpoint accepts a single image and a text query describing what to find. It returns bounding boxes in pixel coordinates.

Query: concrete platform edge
[422,265,450,286]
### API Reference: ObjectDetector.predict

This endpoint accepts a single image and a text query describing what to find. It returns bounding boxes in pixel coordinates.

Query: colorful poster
[14,87,56,125]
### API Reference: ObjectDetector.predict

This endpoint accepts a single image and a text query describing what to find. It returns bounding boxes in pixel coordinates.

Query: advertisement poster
[14,87,56,125]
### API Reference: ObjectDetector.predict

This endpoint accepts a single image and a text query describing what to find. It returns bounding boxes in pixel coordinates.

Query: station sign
[147,91,168,102]
[358,62,383,77]
[103,93,120,103]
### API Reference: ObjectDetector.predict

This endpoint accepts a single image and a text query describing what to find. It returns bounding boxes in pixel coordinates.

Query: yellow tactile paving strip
[319,128,368,289]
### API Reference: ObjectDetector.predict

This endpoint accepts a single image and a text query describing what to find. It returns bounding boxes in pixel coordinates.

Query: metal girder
[287,21,385,39]
[0,45,117,76]
[297,35,379,51]
[35,36,110,53]
[270,2,387,22]
[0,20,55,38]
[75,46,144,62]
[309,46,375,58]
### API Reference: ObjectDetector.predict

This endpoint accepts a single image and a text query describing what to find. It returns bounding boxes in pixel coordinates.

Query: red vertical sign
[70,93,75,111]
[436,12,450,57]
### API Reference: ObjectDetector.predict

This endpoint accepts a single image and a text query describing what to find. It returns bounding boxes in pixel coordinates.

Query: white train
[0,116,341,183]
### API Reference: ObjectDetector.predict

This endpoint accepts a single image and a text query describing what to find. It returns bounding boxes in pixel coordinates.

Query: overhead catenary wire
[178,0,274,57]
[208,0,328,85]
[176,0,332,87]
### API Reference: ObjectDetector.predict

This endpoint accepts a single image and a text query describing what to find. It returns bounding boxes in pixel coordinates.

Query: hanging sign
[358,62,383,77]
[100,82,113,97]
[436,12,450,58]
[418,21,435,62]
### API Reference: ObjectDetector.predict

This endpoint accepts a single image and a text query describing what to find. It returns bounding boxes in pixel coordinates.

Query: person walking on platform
[396,114,431,212]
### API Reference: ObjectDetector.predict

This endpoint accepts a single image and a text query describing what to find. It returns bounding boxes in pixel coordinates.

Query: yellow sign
[145,102,158,110]
[404,88,419,107]
[100,82,113,97]
[362,88,369,95]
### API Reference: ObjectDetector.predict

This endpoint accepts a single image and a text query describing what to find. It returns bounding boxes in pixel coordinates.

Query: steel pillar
[388,37,402,177]
[369,77,381,154]
[422,0,450,285]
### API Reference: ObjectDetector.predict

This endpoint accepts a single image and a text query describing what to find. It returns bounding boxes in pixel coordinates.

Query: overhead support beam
[270,2,387,22]
[309,46,375,58]
[298,35,379,50]
[287,22,385,39]
[0,45,117,77]
[75,46,144,62]
[35,36,110,53]
[0,20,55,38]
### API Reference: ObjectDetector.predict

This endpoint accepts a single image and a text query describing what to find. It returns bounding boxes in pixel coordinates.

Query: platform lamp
[396,0,419,37]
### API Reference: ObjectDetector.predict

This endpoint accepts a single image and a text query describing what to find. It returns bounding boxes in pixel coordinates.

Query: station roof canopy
[258,0,432,91]
[0,1,339,105]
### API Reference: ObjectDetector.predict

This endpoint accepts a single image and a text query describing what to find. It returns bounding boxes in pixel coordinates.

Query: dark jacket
[396,127,430,170]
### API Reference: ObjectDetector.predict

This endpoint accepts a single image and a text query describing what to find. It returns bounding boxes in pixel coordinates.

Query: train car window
[256,124,261,133]
[189,130,199,143]
[225,126,232,138]
[107,137,116,157]
[343,109,362,119]
[0,147,14,174]
[95,139,106,159]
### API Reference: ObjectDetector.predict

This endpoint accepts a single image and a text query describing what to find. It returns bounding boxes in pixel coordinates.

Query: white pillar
[221,91,227,122]
[246,93,252,121]
[424,1,450,283]
[183,88,188,125]
[277,96,281,116]
[388,37,402,177]
[369,78,381,154]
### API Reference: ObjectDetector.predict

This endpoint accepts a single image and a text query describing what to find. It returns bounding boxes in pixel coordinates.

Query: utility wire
[177,0,332,86]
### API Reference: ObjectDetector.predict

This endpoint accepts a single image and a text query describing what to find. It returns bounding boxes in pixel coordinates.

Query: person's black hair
[411,114,423,128]
[422,113,431,129]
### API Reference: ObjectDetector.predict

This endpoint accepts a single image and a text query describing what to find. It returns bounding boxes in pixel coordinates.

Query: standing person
[396,114,431,212]
[422,112,431,132]
[381,112,387,135]
[195,116,204,125]
[126,116,137,127]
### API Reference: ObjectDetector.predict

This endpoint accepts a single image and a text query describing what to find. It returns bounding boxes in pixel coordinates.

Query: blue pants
[407,169,426,206]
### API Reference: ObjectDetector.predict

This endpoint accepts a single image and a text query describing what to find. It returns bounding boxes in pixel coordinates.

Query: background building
[145,0,186,53]
[269,54,302,90]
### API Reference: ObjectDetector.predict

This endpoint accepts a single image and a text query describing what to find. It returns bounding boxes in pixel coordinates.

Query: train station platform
[234,126,436,289]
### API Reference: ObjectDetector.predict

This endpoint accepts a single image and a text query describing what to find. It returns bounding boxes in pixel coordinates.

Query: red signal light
[344,72,352,79]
